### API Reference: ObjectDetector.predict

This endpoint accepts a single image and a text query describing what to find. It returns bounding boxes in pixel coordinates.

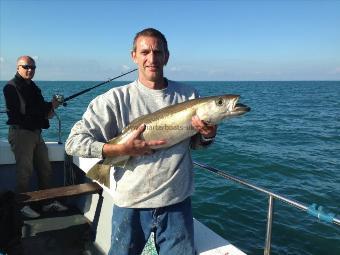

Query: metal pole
[54,111,62,144]
[194,161,307,211]
[194,161,340,255]
[264,195,274,255]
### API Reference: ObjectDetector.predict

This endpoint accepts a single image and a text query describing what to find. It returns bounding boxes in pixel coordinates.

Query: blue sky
[1,0,339,81]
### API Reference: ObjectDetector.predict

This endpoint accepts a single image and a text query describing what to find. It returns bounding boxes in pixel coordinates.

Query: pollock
[87,95,250,187]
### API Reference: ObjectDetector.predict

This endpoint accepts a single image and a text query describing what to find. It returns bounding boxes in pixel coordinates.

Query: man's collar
[15,72,32,85]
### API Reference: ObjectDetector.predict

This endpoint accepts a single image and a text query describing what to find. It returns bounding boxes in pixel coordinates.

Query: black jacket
[3,73,52,130]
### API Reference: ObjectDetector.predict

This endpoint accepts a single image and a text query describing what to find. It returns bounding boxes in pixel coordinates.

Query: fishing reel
[53,94,67,106]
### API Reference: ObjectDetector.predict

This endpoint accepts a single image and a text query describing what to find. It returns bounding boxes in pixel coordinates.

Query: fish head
[196,95,250,124]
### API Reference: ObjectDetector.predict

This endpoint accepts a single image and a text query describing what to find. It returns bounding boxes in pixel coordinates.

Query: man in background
[3,55,68,218]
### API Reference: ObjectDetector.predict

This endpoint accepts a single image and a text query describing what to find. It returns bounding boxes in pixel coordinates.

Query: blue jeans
[108,197,195,255]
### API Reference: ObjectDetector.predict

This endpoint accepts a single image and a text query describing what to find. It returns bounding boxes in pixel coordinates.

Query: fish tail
[86,161,111,188]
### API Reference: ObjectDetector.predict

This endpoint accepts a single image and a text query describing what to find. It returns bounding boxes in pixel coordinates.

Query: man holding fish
[66,28,249,255]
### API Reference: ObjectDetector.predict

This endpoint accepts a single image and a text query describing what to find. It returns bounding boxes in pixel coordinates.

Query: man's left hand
[191,115,217,138]
[52,97,61,109]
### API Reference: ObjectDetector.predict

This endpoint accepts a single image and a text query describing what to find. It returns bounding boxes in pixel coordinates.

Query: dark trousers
[8,127,52,193]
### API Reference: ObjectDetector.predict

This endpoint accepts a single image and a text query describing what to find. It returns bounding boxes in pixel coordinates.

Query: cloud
[0,57,4,63]
[121,65,131,71]
[168,65,194,72]
[327,67,340,75]
[207,68,225,75]
[170,66,182,72]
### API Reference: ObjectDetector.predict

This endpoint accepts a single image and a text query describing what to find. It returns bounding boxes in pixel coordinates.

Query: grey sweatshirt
[65,79,203,208]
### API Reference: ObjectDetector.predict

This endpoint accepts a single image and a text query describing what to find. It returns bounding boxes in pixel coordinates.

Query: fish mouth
[234,103,251,114]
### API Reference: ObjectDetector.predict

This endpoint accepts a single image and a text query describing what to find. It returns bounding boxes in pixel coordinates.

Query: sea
[0,80,339,255]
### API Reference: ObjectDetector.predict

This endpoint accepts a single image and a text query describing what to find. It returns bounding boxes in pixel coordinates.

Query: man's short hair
[17,56,35,65]
[132,28,169,54]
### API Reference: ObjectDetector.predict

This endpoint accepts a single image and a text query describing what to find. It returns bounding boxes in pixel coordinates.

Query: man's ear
[131,51,137,64]
[164,52,170,66]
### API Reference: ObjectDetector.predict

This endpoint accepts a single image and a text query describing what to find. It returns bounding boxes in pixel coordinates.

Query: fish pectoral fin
[86,160,111,188]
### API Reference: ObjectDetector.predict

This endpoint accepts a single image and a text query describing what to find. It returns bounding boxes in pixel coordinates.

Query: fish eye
[215,97,224,106]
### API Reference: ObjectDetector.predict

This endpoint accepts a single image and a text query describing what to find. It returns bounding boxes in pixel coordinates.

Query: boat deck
[20,207,104,255]
[15,207,246,255]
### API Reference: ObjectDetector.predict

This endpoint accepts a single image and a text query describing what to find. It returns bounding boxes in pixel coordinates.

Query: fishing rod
[0,68,138,113]
[58,68,137,106]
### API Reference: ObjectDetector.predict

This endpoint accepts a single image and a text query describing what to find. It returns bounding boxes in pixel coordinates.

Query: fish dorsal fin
[107,135,122,144]
[121,100,202,133]
[121,124,132,134]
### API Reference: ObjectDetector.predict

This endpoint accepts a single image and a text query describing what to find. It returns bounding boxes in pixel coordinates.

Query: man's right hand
[51,96,61,109]
[102,124,167,157]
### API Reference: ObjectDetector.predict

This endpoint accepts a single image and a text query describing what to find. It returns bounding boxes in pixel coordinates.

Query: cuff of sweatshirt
[200,134,215,146]
[91,141,106,159]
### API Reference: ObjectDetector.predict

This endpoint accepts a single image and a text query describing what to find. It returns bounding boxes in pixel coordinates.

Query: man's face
[17,58,36,80]
[131,36,169,84]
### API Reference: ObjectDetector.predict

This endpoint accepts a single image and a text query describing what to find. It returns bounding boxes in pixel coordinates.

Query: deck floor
[6,206,244,255]
[19,207,104,255]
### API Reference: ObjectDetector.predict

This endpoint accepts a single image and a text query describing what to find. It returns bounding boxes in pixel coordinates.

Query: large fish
[87,95,250,187]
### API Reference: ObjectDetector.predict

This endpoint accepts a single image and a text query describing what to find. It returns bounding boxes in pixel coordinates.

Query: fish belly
[143,117,196,148]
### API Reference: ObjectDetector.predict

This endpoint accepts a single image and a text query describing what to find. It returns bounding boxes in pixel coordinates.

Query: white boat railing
[193,161,340,255]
